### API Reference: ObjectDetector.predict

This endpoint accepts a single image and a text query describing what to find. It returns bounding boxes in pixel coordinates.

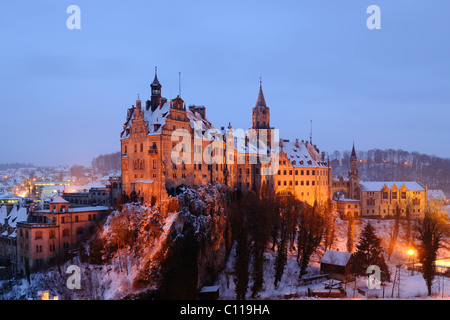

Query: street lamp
[407,249,415,275]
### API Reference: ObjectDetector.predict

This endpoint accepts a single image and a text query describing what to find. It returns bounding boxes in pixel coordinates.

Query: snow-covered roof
[360,181,425,192]
[0,205,28,237]
[34,206,109,214]
[121,100,214,140]
[50,194,68,204]
[135,180,154,184]
[199,285,220,293]
[320,250,352,266]
[428,189,447,200]
[280,140,328,168]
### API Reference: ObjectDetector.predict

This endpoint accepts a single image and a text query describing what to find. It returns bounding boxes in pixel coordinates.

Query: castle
[120,70,336,207]
[120,69,428,218]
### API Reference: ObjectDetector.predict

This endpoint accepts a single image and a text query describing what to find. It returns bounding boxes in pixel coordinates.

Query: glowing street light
[407,249,415,275]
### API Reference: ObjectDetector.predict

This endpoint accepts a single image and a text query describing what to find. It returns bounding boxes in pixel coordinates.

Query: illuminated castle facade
[120,70,334,206]
[120,70,428,217]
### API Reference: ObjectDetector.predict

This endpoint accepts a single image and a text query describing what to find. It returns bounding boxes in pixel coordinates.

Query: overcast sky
[1,0,449,166]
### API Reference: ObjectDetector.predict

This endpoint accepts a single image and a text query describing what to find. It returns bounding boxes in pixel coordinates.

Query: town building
[359,181,427,218]
[320,250,354,283]
[62,176,122,207]
[15,195,110,274]
[0,204,28,276]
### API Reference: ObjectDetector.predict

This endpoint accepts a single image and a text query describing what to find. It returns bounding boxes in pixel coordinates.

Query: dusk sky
[1,0,449,166]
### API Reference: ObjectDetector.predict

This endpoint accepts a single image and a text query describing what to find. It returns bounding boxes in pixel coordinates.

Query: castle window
[49,230,56,239]
[306,181,310,186]
[283,181,287,186]
[295,181,298,185]
[306,170,310,175]
[283,170,286,175]
[301,170,304,175]
[153,160,157,169]
[295,170,298,175]
[312,170,315,175]
[278,181,281,186]
[35,231,43,240]
[124,145,127,154]
[289,181,292,186]
[289,170,292,175]
[140,143,143,152]
[401,192,407,200]
[392,192,398,200]
[382,192,389,200]
[312,181,315,186]
[134,144,137,152]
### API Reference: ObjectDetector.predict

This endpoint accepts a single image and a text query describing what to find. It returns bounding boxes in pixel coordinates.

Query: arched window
[124,145,128,154]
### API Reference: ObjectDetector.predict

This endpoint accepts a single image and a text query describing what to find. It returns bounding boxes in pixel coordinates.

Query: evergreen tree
[352,223,390,282]
[157,223,199,300]
[387,204,401,260]
[346,214,355,253]
[403,205,412,247]
[417,210,450,296]
[297,201,325,278]
[273,208,288,287]
[230,191,250,300]
[247,191,275,297]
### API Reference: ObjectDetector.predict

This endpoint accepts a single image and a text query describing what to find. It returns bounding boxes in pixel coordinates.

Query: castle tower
[348,142,360,199]
[149,67,162,112]
[252,80,270,130]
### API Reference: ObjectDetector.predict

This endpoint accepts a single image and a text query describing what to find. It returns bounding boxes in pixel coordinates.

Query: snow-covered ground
[215,217,450,300]
[2,216,450,300]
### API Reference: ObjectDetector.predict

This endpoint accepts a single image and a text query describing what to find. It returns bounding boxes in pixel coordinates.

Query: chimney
[295,139,299,148]
[322,151,325,161]
[279,139,283,148]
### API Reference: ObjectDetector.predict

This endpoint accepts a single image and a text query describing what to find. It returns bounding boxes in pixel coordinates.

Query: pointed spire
[255,78,267,108]
[351,142,357,158]
[152,66,161,86]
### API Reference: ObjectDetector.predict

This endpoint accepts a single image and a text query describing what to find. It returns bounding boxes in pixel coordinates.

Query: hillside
[330,148,450,195]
